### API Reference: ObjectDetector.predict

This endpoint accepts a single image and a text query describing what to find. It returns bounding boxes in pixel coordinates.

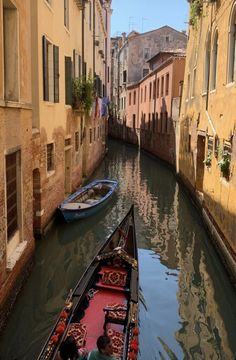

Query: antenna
[142,17,148,32]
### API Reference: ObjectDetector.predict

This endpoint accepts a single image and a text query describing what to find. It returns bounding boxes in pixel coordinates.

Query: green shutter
[65,56,72,105]
[42,36,49,101]
[53,45,59,103]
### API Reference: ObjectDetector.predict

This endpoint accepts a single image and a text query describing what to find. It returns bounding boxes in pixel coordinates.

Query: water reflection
[0,140,235,360]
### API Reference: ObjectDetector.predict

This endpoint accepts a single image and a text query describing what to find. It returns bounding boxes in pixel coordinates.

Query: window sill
[225,81,235,88]
[44,0,54,12]
[202,92,207,97]
[210,89,216,94]
[7,241,27,272]
[64,26,70,35]
[47,169,55,178]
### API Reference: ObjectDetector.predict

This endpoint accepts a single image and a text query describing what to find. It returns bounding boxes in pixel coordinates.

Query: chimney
[122,32,126,45]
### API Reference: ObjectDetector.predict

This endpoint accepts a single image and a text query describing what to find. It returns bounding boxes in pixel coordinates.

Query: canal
[0,139,236,360]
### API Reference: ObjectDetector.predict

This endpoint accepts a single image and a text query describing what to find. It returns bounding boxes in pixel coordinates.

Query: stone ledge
[6,241,27,272]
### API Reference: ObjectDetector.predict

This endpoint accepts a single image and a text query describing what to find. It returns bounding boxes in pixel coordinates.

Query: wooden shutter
[53,45,59,103]
[79,55,81,78]
[73,49,76,79]
[42,36,49,101]
[65,56,72,105]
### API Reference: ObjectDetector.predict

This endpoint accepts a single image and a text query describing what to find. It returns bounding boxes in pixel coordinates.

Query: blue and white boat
[58,179,118,222]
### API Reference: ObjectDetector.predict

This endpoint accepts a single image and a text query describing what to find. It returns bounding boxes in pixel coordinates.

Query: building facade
[179,0,236,277]
[31,0,112,234]
[124,53,185,166]
[0,0,34,331]
[0,0,112,331]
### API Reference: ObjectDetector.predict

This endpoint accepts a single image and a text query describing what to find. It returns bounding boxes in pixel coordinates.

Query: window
[6,151,20,240]
[141,88,143,103]
[133,114,136,129]
[47,143,54,172]
[203,32,210,92]
[143,68,149,77]
[89,128,92,144]
[166,73,169,96]
[75,132,79,152]
[227,5,236,83]
[148,113,151,130]
[42,36,59,102]
[3,0,18,101]
[211,30,218,90]
[161,76,164,96]
[123,70,127,83]
[157,78,159,98]
[144,86,147,102]
[143,48,150,59]
[192,68,197,98]
[133,91,136,105]
[153,80,156,99]
[73,50,81,79]
[187,74,190,100]
[65,56,72,105]
[64,0,69,29]
[149,82,152,100]
[129,92,131,106]
[152,113,155,132]
[94,127,96,141]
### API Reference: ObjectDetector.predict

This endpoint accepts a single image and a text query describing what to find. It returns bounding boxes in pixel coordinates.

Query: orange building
[125,52,185,167]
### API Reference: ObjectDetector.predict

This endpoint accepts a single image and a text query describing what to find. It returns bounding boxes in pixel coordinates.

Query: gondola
[38,205,139,360]
[58,179,118,222]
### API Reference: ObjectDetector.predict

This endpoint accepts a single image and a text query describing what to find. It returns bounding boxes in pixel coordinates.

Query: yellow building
[0,0,112,331]
[179,0,236,278]
[31,0,111,233]
[0,0,34,331]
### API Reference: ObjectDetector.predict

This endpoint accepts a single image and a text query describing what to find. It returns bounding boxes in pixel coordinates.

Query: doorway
[196,135,205,192]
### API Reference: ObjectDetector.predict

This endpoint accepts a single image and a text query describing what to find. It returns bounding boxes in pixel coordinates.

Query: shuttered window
[53,45,59,102]
[47,143,54,172]
[65,56,72,105]
[6,152,19,240]
[43,36,59,103]
[42,36,49,101]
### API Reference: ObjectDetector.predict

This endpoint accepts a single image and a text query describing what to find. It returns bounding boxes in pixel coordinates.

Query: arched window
[203,31,211,93]
[211,30,218,90]
[227,4,236,83]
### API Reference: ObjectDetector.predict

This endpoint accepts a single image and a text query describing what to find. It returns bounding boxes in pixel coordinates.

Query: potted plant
[218,150,230,178]
[203,150,212,167]
[72,73,94,115]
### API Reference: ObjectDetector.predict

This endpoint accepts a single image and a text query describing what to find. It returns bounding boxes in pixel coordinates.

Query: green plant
[72,74,94,114]
[203,150,212,167]
[218,150,230,178]
[189,0,203,28]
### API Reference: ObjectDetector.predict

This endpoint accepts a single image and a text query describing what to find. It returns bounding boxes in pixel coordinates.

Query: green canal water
[0,139,236,359]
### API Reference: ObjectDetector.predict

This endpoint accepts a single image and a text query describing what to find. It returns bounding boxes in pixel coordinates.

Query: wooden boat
[38,205,139,360]
[58,179,118,222]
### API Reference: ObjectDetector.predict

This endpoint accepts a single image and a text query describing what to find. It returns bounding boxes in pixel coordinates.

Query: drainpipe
[82,1,85,76]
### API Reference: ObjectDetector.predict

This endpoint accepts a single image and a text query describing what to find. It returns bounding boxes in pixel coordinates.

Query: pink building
[126,52,185,166]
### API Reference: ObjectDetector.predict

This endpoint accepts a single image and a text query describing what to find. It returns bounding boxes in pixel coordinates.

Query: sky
[111,0,189,37]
